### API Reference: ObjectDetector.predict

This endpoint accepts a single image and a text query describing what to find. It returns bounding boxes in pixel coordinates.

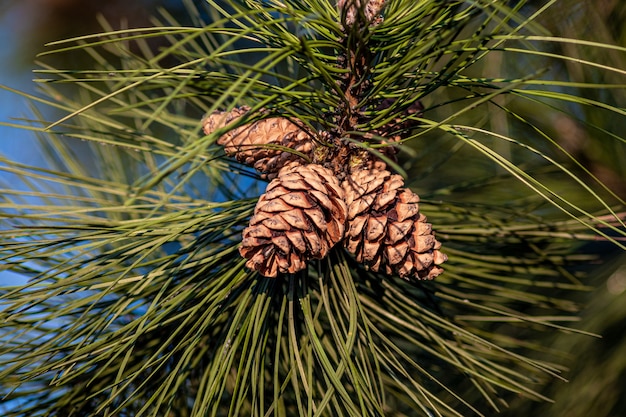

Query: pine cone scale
[349,194,375,219]
[262,216,291,231]
[386,220,412,243]
[245,223,272,237]
[348,215,367,238]
[305,210,327,232]
[374,191,396,209]
[326,219,343,243]
[260,198,293,213]
[434,250,448,265]
[281,210,309,230]
[385,241,409,265]
[415,235,436,252]
[366,216,386,241]
[281,192,315,209]
[308,190,332,211]
[240,237,269,252]
[285,230,307,253]
[303,229,324,256]
[396,202,419,222]
[363,241,381,262]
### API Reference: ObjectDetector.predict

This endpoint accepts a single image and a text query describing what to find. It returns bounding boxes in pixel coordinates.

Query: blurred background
[0,0,191,315]
[0,0,185,168]
[0,1,625,416]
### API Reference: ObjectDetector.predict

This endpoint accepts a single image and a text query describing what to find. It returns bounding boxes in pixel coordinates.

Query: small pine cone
[239,163,347,277]
[202,107,315,178]
[342,169,447,279]
[338,0,387,28]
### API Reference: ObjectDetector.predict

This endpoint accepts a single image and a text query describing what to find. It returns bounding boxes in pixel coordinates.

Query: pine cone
[202,107,316,178]
[338,0,387,28]
[239,163,347,277]
[342,168,447,279]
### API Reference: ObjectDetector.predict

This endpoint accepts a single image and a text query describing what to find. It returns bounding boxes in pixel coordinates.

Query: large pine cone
[203,107,316,178]
[239,163,347,277]
[342,168,447,279]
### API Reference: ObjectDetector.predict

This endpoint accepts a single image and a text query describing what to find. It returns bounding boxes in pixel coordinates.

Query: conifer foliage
[204,1,448,279]
[1,1,625,416]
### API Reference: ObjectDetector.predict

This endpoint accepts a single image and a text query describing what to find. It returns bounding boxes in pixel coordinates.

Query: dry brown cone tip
[202,107,316,178]
[337,0,387,28]
[342,168,447,279]
[239,163,347,277]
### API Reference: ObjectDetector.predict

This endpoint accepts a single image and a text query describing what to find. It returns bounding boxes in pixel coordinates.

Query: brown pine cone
[342,168,447,279]
[239,163,347,277]
[202,107,316,178]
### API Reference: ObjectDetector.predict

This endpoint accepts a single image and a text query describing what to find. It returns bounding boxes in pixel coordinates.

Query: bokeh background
[1,1,625,416]
[0,0,192,321]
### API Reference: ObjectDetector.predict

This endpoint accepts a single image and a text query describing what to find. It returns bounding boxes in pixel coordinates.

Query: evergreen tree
[1,1,625,416]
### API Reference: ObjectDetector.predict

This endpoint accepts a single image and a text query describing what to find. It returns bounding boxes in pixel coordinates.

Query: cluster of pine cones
[202,107,447,279]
